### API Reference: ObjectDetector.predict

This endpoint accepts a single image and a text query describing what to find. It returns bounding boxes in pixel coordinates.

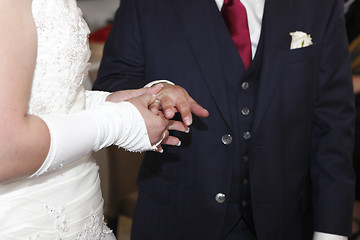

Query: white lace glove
[29,101,155,177]
[84,90,111,109]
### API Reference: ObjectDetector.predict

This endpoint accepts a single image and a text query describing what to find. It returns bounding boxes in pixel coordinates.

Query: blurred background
[78,0,118,31]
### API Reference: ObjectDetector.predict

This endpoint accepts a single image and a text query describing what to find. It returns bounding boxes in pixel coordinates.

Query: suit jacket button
[241,107,250,115]
[241,82,249,90]
[215,193,226,203]
[243,131,251,140]
[242,178,249,185]
[221,134,233,145]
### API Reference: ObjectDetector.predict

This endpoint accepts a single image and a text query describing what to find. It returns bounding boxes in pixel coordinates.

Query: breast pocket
[287,44,316,64]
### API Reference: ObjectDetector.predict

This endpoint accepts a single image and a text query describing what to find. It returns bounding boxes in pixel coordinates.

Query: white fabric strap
[344,0,356,13]
[29,101,155,177]
[313,232,347,240]
[144,79,175,88]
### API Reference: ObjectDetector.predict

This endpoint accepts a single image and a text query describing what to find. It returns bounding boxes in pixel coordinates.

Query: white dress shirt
[214,0,348,239]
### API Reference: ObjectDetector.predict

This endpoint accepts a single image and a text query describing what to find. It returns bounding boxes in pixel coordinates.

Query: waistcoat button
[243,131,251,140]
[215,193,226,203]
[242,178,249,185]
[221,134,233,145]
[241,107,250,115]
[241,82,249,90]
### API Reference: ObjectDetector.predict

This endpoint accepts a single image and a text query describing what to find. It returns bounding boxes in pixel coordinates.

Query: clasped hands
[106,83,209,152]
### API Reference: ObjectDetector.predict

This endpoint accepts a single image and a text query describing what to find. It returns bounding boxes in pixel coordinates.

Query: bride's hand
[105,84,163,103]
[126,93,188,152]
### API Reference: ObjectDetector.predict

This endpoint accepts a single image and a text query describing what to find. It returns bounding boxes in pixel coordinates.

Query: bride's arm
[0,1,180,182]
[0,0,51,181]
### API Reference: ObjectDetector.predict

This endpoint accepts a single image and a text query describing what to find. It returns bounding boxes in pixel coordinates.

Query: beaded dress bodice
[29,0,90,115]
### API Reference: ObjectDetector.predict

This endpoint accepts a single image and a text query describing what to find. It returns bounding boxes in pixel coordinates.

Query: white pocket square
[289,31,313,49]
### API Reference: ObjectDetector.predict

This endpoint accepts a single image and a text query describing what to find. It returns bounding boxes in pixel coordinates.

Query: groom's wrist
[144,79,175,88]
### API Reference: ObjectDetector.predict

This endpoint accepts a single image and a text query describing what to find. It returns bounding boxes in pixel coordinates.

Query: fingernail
[184,117,191,126]
[159,149,164,153]
[165,110,172,117]
[185,127,190,133]
[176,141,181,146]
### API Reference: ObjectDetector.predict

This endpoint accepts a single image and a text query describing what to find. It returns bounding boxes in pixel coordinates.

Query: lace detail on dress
[45,205,70,237]
[41,204,112,240]
[76,211,113,240]
[30,0,91,115]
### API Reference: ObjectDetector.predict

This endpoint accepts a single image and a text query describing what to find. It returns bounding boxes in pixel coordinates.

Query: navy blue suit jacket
[93,0,356,239]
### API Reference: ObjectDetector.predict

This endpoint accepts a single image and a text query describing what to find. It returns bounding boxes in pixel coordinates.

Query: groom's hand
[126,93,189,152]
[149,83,209,126]
[106,84,163,103]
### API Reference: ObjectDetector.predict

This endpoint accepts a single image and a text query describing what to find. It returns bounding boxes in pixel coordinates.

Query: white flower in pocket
[289,31,313,49]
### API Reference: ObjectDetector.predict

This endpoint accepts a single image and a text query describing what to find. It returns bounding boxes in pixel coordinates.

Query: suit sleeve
[92,0,149,92]
[310,0,355,236]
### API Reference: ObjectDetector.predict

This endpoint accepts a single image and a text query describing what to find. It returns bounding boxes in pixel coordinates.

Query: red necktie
[221,0,252,69]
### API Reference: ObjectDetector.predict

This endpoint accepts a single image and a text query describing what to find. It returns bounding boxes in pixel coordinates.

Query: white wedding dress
[0,0,116,239]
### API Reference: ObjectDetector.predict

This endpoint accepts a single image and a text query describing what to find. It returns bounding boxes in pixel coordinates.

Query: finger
[125,84,162,100]
[106,89,145,102]
[148,99,162,115]
[185,96,209,118]
[155,145,164,153]
[175,99,193,126]
[153,129,169,147]
[162,106,177,120]
[157,110,165,118]
[145,84,163,95]
[161,136,181,146]
[136,93,157,107]
[155,94,176,119]
[127,88,148,98]
[190,102,209,118]
[167,120,188,132]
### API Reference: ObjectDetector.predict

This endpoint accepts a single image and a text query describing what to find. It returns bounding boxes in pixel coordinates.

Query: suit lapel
[171,0,234,130]
[251,0,293,138]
